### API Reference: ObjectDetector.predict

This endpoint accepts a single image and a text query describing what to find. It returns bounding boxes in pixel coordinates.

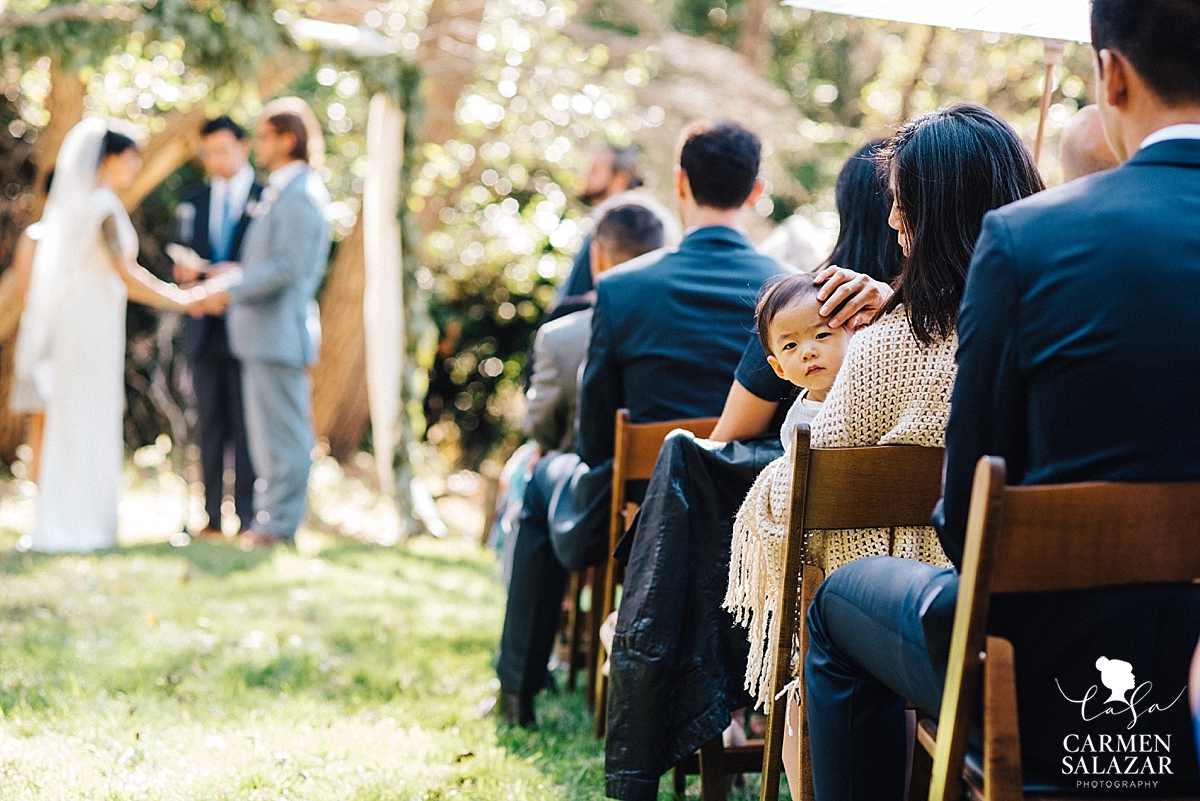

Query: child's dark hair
[755,273,820,357]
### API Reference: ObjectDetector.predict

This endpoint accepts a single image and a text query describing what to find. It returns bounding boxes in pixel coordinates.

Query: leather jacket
[605,431,784,800]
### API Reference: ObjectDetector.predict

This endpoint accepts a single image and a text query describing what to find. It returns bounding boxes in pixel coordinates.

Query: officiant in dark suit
[173,116,262,538]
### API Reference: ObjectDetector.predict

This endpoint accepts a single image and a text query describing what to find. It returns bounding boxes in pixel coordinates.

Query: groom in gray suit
[191,111,331,548]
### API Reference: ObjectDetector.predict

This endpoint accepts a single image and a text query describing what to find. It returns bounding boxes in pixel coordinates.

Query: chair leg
[982,636,1022,801]
[797,565,823,801]
[907,716,933,801]
[699,735,728,801]
[675,764,687,798]
[590,564,609,737]
[759,678,786,801]
[566,572,584,692]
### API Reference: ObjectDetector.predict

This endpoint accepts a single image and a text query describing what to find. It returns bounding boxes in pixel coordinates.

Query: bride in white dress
[14,119,197,553]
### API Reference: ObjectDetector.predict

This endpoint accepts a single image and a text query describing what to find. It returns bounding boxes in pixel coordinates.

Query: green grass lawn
[0,499,774,799]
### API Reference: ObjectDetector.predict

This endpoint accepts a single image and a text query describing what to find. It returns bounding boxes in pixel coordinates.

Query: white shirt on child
[780,389,824,454]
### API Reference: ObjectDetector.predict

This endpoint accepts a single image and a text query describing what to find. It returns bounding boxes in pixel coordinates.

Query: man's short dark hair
[607,145,644,190]
[1092,0,1200,106]
[677,120,762,210]
[594,204,665,264]
[202,115,246,140]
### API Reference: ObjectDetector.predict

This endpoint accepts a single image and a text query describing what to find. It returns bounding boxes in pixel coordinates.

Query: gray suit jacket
[523,308,591,453]
[227,165,331,366]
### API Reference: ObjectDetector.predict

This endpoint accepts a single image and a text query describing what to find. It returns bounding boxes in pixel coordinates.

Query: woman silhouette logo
[1095,656,1137,705]
[1058,656,1185,729]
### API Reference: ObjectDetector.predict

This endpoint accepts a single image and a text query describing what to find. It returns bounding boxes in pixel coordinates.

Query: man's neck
[212,163,249,184]
[1119,104,1200,158]
[684,206,743,232]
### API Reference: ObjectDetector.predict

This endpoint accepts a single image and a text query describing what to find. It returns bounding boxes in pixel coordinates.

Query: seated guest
[524,205,667,456]
[604,141,901,801]
[494,206,665,585]
[727,103,1043,798]
[1060,105,1120,182]
[546,144,679,324]
[497,120,780,727]
[806,1,1200,797]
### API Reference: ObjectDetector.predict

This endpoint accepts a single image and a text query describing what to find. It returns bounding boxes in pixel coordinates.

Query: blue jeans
[805,556,959,801]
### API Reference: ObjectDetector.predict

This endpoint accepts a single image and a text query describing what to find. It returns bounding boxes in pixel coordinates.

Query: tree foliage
[1,0,1105,478]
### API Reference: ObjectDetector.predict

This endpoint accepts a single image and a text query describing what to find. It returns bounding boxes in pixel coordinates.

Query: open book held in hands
[165,243,209,274]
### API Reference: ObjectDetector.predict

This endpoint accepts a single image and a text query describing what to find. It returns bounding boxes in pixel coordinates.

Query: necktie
[217,189,234,261]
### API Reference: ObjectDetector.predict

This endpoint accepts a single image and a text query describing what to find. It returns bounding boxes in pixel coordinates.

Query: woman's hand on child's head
[813,266,894,329]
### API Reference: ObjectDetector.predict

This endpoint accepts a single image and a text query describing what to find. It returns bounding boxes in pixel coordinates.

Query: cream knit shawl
[725,310,957,709]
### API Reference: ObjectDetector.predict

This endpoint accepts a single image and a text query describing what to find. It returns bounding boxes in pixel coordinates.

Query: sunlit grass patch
[0,520,607,800]
[0,491,780,800]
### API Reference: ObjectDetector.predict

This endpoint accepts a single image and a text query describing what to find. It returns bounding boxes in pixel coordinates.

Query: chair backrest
[613,409,720,485]
[798,435,947,532]
[928,456,1200,801]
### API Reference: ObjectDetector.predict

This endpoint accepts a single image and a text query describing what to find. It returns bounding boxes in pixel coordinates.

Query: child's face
[765,297,852,402]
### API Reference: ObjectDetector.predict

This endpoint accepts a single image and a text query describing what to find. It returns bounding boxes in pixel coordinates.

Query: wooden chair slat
[804,445,946,529]
[621,417,720,483]
[990,481,1200,593]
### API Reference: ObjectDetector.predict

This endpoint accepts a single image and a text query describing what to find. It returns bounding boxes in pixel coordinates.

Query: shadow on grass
[495,681,786,800]
[318,536,497,581]
[496,687,606,801]
[120,540,276,577]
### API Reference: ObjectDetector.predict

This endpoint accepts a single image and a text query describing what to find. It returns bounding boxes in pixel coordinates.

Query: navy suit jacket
[935,138,1200,791]
[174,180,263,358]
[577,226,781,467]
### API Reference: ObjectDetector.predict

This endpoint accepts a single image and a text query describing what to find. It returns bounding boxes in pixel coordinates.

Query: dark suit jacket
[174,179,264,358]
[935,138,1200,792]
[577,226,781,467]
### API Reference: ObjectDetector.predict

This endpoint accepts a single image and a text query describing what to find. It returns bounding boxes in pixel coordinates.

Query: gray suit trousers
[241,360,313,539]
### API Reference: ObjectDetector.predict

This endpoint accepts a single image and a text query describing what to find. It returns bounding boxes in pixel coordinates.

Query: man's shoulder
[988,163,1145,235]
[541,307,593,344]
[595,247,672,293]
[274,169,329,216]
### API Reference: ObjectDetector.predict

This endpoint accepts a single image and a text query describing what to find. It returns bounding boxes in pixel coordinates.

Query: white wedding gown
[31,187,132,553]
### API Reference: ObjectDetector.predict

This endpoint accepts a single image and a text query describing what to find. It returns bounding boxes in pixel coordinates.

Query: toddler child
[725,273,854,701]
[724,273,854,797]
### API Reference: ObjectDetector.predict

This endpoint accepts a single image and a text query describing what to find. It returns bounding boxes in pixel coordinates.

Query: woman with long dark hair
[727,104,1044,798]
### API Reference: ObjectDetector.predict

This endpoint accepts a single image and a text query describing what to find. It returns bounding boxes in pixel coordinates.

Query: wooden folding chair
[760,424,946,801]
[564,570,589,692]
[919,456,1200,801]
[592,409,718,738]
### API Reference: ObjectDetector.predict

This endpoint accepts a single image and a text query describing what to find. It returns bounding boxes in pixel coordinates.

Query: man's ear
[674,166,687,201]
[744,177,766,209]
[766,352,786,380]
[590,237,610,281]
[612,170,631,195]
[1098,49,1129,110]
